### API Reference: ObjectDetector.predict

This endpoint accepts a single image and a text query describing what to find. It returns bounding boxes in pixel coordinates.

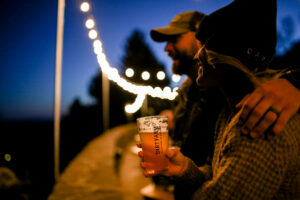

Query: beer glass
[137,115,169,172]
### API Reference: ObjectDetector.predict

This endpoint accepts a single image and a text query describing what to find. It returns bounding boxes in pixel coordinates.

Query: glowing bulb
[172,74,181,82]
[163,86,171,93]
[93,40,102,50]
[157,71,165,80]
[85,19,95,29]
[108,68,119,80]
[125,68,134,77]
[4,154,11,162]
[141,71,150,80]
[153,87,163,97]
[80,2,90,12]
[88,29,97,39]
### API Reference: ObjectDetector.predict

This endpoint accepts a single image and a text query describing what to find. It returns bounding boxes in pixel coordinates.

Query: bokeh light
[172,74,181,82]
[157,71,166,80]
[4,154,11,162]
[80,2,90,12]
[141,71,150,80]
[85,19,95,29]
[125,68,134,77]
[88,29,98,39]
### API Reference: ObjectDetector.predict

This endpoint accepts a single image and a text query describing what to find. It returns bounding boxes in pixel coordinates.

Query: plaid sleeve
[173,112,300,200]
[175,160,212,195]
[190,114,300,200]
[195,141,283,199]
[175,112,300,200]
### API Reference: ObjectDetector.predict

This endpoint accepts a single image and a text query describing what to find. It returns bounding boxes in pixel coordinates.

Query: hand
[137,144,189,177]
[236,78,300,139]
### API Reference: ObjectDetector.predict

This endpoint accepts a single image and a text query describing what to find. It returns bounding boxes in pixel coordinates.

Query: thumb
[166,147,180,160]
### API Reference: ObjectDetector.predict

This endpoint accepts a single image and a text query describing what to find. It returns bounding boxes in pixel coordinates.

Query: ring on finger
[268,107,280,117]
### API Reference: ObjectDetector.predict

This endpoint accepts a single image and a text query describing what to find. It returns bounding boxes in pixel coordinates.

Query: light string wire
[80,2,179,113]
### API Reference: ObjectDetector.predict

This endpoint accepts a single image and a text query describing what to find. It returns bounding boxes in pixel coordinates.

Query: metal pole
[54,0,65,182]
[102,72,110,131]
[141,95,148,116]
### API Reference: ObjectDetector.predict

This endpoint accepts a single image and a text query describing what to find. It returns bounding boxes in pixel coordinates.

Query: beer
[137,115,169,172]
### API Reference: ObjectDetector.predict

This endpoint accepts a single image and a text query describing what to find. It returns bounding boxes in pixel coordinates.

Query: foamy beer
[137,115,169,172]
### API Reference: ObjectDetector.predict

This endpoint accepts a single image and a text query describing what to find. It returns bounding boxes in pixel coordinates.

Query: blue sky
[1,0,300,120]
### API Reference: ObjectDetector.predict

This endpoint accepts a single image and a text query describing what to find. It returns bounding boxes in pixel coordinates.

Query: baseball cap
[196,0,277,71]
[151,11,206,42]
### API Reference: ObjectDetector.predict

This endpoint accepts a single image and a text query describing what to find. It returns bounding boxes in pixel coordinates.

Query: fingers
[138,151,144,158]
[136,143,142,148]
[238,78,300,139]
[271,105,298,135]
[140,162,156,177]
[236,93,250,109]
[241,95,279,136]
[237,80,285,138]
[238,88,264,125]
[248,110,278,138]
[140,147,184,178]
[240,98,271,135]
[166,147,180,160]
[143,169,156,177]
[140,162,146,169]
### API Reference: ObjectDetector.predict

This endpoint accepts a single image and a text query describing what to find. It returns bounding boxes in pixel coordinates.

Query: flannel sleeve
[175,114,300,200]
[193,137,286,199]
[175,160,212,196]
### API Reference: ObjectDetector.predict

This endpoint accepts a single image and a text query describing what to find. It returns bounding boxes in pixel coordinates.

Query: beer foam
[137,115,168,133]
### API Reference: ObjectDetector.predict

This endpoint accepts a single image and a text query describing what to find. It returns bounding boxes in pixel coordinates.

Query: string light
[125,93,146,113]
[157,71,165,80]
[88,29,97,39]
[85,19,95,29]
[4,154,11,162]
[125,68,134,77]
[172,74,181,82]
[80,2,90,12]
[80,1,178,113]
[141,71,150,80]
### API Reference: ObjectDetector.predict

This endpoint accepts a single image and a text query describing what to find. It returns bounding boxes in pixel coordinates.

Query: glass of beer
[137,115,169,172]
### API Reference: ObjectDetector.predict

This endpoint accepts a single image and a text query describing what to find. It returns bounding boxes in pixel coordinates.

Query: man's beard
[172,53,196,76]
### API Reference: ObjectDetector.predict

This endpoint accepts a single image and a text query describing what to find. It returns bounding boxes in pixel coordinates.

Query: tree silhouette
[272,41,300,68]
[89,70,135,126]
[276,16,296,55]
[120,30,172,115]
[121,30,170,87]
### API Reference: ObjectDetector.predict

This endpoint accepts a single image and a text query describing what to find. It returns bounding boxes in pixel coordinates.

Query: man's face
[164,32,200,78]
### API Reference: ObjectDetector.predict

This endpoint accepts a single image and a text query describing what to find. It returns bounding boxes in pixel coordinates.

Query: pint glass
[137,115,169,172]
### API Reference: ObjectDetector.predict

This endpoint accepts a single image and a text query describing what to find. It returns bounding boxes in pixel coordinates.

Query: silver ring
[269,107,280,116]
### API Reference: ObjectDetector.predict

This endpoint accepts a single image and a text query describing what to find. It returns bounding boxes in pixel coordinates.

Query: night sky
[1,0,300,120]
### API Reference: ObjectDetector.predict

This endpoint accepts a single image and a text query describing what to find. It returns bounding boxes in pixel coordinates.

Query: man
[151,11,224,199]
[151,10,222,167]
[148,9,300,199]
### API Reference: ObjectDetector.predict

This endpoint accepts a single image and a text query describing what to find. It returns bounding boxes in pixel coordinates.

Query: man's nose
[164,41,173,52]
